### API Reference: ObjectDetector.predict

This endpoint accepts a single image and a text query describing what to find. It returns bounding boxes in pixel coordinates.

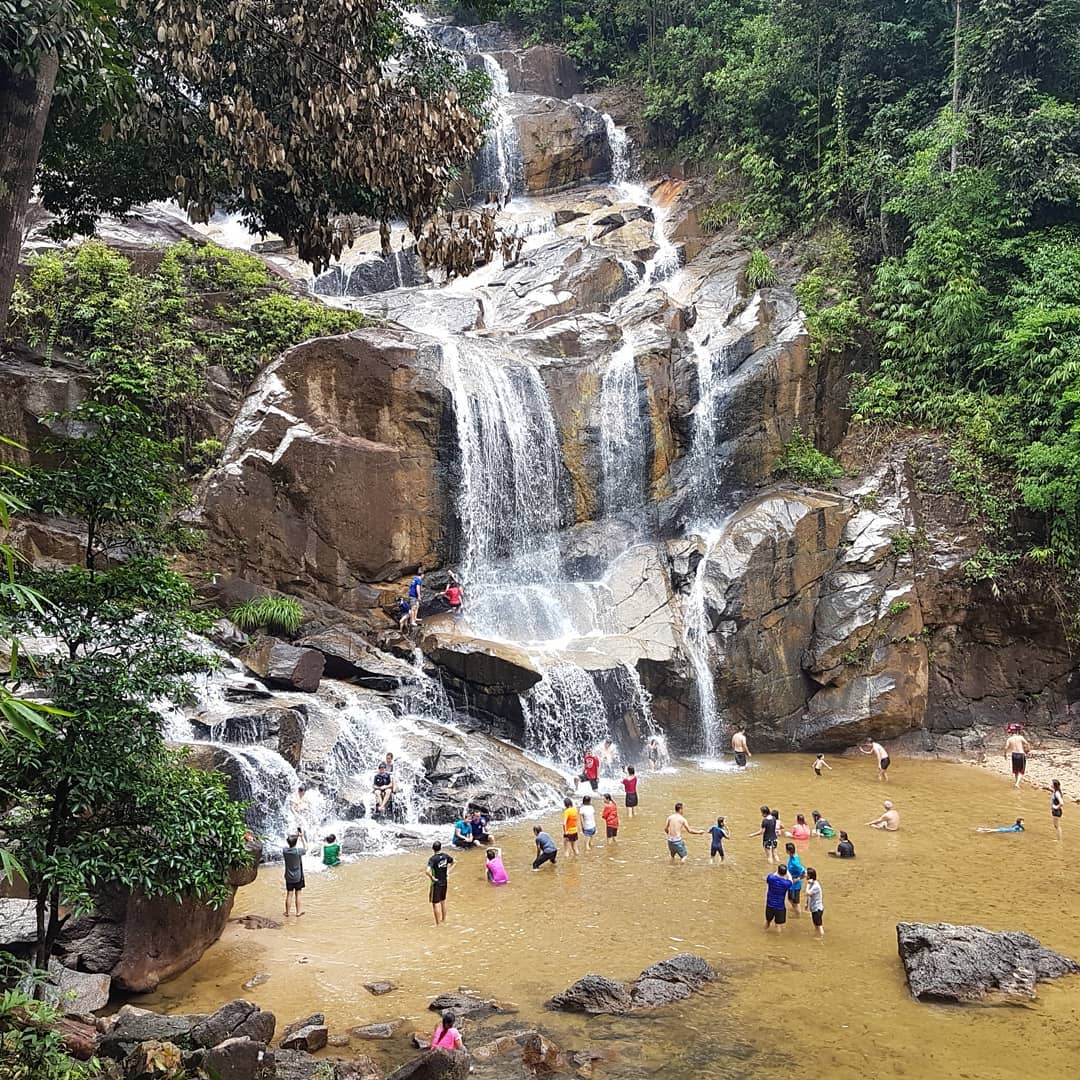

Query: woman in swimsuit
[1051,779,1064,841]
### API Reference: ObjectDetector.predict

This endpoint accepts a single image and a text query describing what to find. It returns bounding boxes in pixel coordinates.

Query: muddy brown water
[141,756,1080,1078]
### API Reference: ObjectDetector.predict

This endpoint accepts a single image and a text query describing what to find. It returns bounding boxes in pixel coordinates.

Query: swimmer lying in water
[975,818,1024,833]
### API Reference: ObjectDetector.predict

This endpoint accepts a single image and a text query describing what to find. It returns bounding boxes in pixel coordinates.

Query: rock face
[512,96,611,193]
[200,329,453,607]
[896,922,1080,1002]
[484,46,580,97]
[548,954,717,1015]
[240,637,325,693]
[299,626,418,689]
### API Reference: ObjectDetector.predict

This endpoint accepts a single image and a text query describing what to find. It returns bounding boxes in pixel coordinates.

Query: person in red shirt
[601,794,619,842]
[582,750,600,791]
[442,581,463,614]
[621,765,639,817]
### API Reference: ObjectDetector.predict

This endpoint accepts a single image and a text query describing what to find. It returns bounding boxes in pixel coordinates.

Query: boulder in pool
[427,992,497,1019]
[547,974,633,1015]
[629,954,718,1008]
[897,922,1080,1002]
[386,1048,471,1080]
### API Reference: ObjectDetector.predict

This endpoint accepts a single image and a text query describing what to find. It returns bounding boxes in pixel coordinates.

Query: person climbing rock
[408,568,424,626]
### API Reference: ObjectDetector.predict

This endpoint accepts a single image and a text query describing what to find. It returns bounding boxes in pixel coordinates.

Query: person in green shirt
[321,833,341,867]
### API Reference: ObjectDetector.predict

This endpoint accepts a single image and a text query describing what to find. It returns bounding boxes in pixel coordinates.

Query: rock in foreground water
[548,954,717,1014]
[897,922,1080,1001]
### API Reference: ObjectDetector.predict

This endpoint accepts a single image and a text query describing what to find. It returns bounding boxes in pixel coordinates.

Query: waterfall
[683,530,724,757]
[603,113,633,187]
[523,663,612,769]
[229,745,302,846]
[599,332,647,516]
[474,54,523,202]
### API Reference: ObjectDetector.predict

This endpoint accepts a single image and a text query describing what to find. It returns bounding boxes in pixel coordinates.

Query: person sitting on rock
[430,1010,464,1051]
[321,833,340,867]
[452,814,476,849]
[373,762,394,815]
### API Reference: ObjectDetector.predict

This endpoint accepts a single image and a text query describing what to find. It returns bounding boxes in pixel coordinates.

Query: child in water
[485,847,509,884]
[321,833,340,867]
[580,795,597,851]
[812,754,832,777]
[708,816,729,864]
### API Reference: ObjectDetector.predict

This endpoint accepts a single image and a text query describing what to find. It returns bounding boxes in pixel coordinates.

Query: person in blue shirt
[408,569,424,626]
[764,865,792,931]
[452,815,476,849]
[784,842,805,916]
[532,825,558,870]
[975,817,1025,833]
[708,816,729,865]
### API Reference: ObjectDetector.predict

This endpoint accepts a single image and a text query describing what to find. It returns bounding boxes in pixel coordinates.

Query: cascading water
[599,331,647,516]
[683,530,725,758]
[474,54,524,202]
[523,663,612,770]
[603,114,633,187]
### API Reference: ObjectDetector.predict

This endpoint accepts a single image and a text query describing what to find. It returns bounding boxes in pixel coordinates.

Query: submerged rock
[897,922,1079,1001]
[428,992,498,1019]
[547,975,632,1015]
[548,954,716,1015]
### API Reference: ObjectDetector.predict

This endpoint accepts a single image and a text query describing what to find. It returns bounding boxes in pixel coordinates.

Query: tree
[0,558,250,976]
[1,0,493,328]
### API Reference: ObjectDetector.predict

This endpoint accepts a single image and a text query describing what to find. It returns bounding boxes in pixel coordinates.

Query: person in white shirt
[804,867,824,937]
[579,795,598,851]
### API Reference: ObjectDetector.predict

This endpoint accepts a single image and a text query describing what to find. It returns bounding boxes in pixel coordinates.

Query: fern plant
[230,595,304,635]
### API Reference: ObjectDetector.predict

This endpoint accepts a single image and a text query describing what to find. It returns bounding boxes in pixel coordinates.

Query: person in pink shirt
[485,847,509,885]
[430,1010,464,1050]
[621,765,639,817]
[787,813,811,841]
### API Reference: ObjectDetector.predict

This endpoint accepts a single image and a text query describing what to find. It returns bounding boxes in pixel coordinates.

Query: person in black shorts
[764,865,791,931]
[1051,779,1064,841]
[427,841,454,926]
[749,805,779,863]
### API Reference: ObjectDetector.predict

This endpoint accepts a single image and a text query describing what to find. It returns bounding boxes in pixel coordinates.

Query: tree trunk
[0,49,59,334]
[950,0,961,172]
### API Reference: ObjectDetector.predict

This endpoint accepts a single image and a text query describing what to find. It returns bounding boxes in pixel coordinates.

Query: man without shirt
[1004,728,1031,788]
[664,802,703,862]
[866,800,900,831]
[861,739,891,781]
[731,729,751,769]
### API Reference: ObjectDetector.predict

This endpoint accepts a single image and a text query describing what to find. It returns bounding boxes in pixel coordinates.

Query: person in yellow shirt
[562,797,580,857]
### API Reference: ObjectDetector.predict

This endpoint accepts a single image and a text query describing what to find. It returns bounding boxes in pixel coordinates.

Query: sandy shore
[965,737,1080,800]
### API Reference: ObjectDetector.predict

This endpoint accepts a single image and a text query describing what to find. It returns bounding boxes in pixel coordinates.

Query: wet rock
[233,914,283,930]
[351,290,484,336]
[547,975,632,1015]
[279,1013,328,1052]
[387,1049,471,1080]
[199,1036,276,1080]
[97,1005,203,1058]
[428,992,497,1019]
[364,980,397,996]
[299,627,418,690]
[521,1032,564,1074]
[471,1032,533,1061]
[191,999,276,1049]
[897,922,1080,1002]
[482,46,580,98]
[411,1032,429,1050]
[629,954,717,1008]
[190,707,306,770]
[350,1022,399,1040]
[512,96,611,194]
[240,637,324,693]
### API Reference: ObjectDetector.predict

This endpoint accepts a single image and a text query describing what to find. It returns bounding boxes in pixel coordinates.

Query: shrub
[745,249,778,290]
[886,599,912,617]
[773,430,844,486]
[230,595,305,635]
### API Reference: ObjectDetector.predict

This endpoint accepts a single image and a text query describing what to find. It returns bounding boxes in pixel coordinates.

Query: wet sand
[142,755,1080,1079]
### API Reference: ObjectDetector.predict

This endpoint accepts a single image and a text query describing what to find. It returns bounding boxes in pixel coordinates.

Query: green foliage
[7,240,366,449]
[773,430,844,486]
[0,975,99,1080]
[885,599,911,617]
[795,226,868,365]
[230,596,305,636]
[744,250,777,290]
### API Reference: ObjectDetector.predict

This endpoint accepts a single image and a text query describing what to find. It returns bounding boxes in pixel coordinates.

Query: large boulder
[897,922,1079,1002]
[198,1036,276,1080]
[387,1049,472,1080]
[98,1006,203,1059]
[201,328,453,607]
[512,96,611,194]
[547,975,633,1015]
[240,637,325,693]
[483,46,580,98]
[548,955,716,1015]
[299,626,418,689]
[191,1000,277,1049]
[34,960,111,1014]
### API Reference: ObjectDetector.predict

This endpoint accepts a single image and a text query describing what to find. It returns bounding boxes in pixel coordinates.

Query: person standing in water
[532,825,558,870]
[664,802,703,862]
[804,868,824,937]
[582,749,600,791]
[1051,779,1065,840]
[731,729,751,769]
[866,800,900,830]
[764,864,791,932]
[621,765,639,817]
[430,1010,464,1051]
[283,829,306,917]
[427,841,454,926]
[812,754,832,777]
[599,738,617,777]
[1004,726,1031,788]
[408,568,424,626]
[749,805,779,863]
[861,739,891,781]
[601,793,620,843]
[709,816,729,864]
[562,798,580,857]
[784,842,805,916]
[579,795,597,851]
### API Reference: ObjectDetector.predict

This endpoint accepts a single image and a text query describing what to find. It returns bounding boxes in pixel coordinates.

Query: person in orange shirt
[562,797,580,857]
[601,793,619,843]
